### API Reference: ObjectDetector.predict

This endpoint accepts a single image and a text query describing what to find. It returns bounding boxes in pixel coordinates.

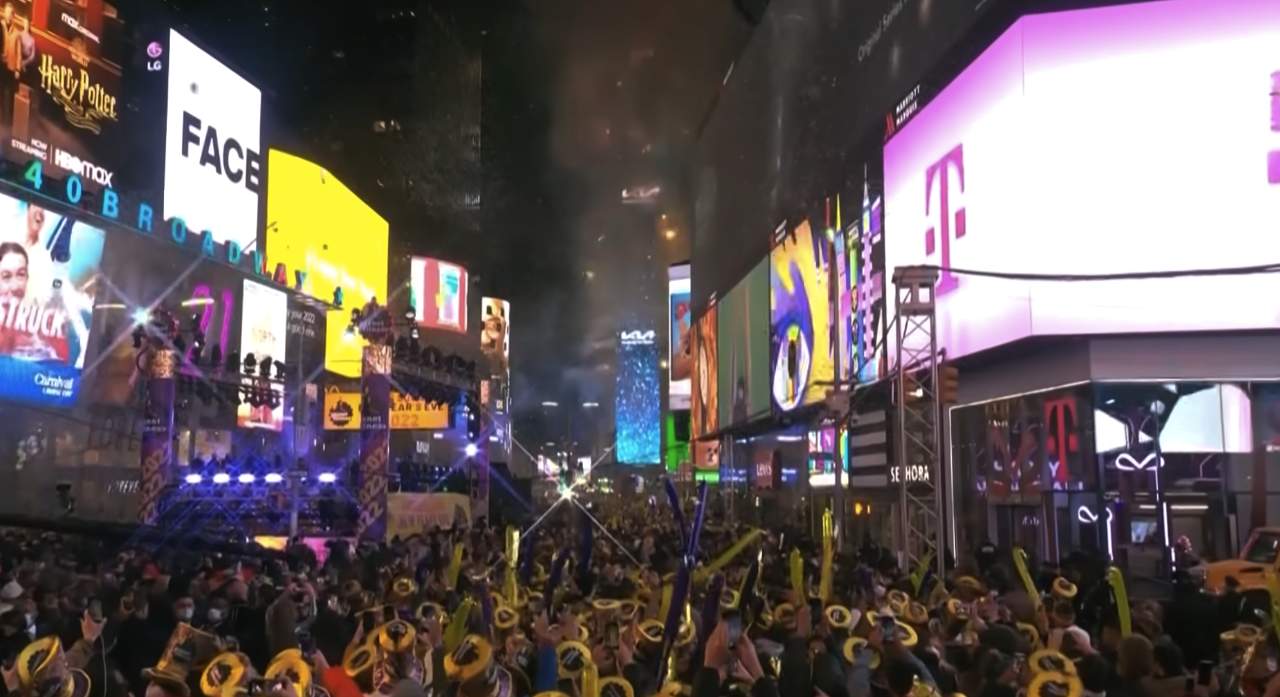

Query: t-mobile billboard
[884,0,1280,362]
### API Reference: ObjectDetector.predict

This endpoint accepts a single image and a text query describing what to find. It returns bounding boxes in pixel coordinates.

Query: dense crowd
[0,502,1266,697]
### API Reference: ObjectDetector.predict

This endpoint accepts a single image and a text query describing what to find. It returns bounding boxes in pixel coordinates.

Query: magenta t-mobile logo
[1269,72,1280,183]
[924,144,966,294]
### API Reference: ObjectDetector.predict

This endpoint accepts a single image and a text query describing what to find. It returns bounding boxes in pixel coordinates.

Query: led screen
[237,279,286,430]
[668,264,692,409]
[663,412,689,472]
[480,297,510,375]
[884,0,1280,362]
[411,257,468,333]
[0,0,126,190]
[691,305,718,439]
[807,426,850,487]
[770,220,834,411]
[716,259,769,428]
[164,30,262,249]
[842,184,887,384]
[0,194,104,407]
[265,149,388,378]
[616,331,659,464]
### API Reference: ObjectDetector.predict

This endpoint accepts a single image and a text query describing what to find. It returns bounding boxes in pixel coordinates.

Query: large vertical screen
[411,257,468,333]
[668,263,691,409]
[616,330,659,464]
[237,279,286,430]
[770,220,834,411]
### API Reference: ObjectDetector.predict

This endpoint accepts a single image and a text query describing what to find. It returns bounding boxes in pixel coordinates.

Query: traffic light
[939,364,960,405]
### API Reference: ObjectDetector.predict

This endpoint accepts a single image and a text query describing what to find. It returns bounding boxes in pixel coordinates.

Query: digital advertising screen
[0,193,104,407]
[411,256,468,333]
[716,259,769,429]
[836,184,888,386]
[690,305,718,439]
[667,263,692,410]
[0,0,126,190]
[164,29,262,250]
[807,426,850,488]
[884,0,1280,363]
[237,279,286,430]
[770,219,834,412]
[265,149,388,378]
[480,296,509,375]
[615,330,659,465]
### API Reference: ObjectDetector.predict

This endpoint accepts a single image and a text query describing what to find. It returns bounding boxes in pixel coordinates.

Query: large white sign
[164,29,263,250]
[884,0,1280,362]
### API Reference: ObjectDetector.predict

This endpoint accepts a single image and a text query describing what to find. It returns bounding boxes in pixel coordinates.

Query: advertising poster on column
[716,260,768,429]
[690,305,717,438]
[237,279,285,430]
[0,0,125,189]
[411,256,468,333]
[479,296,509,374]
[668,263,691,409]
[0,192,103,407]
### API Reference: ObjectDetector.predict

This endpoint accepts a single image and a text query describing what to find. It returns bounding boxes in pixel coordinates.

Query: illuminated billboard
[616,330,659,465]
[411,257,468,333]
[323,387,449,431]
[0,0,125,189]
[717,260,768,428]
[690,305,718,439]
[0,194,104,407]
[264,149,388,378]
[480,297,509,374]
[237,279,286,430]
[838,186,887,385]
[884,0,1280,362]
[164,29,262,250]
[770,220,834,412]
[668,264,691,409]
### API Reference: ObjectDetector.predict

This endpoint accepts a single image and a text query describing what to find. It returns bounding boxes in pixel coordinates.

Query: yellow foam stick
[789,549,805,604]
[818,509,834,603]
[582,660,599,697]
[446,543,465,590]
[443,598,475,652]
[659,580,673,624]
[693,529,763,585]
[1106,566,1131,637]
[1013,548,1040,610]
[910,550,934,597]
[504,527,520,606]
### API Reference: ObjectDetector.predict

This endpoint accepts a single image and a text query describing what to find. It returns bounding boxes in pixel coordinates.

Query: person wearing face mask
[200,598,230,634]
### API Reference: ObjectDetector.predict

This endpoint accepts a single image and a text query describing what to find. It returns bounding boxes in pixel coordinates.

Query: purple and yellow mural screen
[885,0,1280,363]
[770,220,834,412]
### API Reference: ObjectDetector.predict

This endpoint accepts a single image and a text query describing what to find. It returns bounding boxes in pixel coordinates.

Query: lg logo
[146,41,163,72]
[924,144,966,294]
[181,111,262,193]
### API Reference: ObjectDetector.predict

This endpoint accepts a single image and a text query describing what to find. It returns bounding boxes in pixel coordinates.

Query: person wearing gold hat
[142,624,225,697]
[4,636,91,697]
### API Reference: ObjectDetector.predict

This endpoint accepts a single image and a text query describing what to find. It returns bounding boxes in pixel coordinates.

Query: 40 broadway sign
[13,159,318,298]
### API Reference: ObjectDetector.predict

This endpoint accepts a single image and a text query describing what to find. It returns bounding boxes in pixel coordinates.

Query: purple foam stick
[664,477,689,552]
[480,585,494,638]
[656,563,691,685]
[518,533,536,587]
[576,507,593,590]
[686,482,709,562]
[694,574,725,664]
[544,548,571,613]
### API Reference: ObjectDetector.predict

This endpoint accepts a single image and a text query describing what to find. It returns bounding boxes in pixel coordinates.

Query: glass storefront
[950,380,1280,572]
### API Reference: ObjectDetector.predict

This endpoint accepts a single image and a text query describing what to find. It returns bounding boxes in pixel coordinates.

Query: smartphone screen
[1198,660,1214,686]
[605,623,619,649]
[89,599,104,623]
[725,613,743,649]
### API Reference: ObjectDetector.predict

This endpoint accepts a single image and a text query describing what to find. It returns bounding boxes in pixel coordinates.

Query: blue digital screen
[0,194,105,408]
[616,332,660,464]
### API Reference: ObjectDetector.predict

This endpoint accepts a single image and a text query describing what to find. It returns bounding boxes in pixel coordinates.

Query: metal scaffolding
[892,266,945,579]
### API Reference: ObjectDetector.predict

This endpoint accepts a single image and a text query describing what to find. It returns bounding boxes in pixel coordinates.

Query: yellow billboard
[266,149,389,377]
[323,387,449,431]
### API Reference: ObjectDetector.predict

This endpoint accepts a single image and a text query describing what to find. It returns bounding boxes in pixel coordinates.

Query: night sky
[164,0,753,450]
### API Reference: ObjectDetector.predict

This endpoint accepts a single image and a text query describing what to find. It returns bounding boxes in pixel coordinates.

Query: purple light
[464,443,479,458]
[237,473,256,484]
[212,473,231,485]
[184,473,203,485]
[264,473,284,484]
[318,472,337,484]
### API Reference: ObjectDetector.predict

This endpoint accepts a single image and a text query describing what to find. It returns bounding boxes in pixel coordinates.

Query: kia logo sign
[181,111,262,193]
[620,330,655,345]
